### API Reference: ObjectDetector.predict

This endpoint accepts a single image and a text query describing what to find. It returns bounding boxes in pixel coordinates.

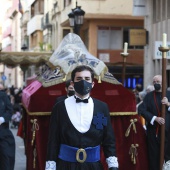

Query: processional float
[21,33,149,170]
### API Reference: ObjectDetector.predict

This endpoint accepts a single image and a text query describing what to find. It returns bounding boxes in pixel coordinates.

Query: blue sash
[58,144,100,163]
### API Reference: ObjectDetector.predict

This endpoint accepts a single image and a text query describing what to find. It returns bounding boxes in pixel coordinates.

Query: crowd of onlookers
[0,84,23,128]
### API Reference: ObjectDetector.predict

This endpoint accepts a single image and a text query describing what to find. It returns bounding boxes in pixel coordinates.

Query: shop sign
[129,29,147,46]
[154,41,170,59]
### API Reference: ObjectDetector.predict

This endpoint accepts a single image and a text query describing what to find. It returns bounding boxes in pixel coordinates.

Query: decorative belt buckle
[76,148,87,163]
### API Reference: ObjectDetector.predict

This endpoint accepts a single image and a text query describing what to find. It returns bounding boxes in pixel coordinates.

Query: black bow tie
[75,96,89,103]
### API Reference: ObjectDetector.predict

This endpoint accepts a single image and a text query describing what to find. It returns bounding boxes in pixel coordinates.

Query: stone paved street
[10,127,26,170]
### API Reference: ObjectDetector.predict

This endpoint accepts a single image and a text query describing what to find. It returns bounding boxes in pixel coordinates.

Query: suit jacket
[0,91,13,123]
[138,90,170,131]
[46,97,116,170]
[55,95,67,104]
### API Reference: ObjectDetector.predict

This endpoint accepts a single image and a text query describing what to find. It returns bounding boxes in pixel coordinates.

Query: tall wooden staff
[158,33,169,170]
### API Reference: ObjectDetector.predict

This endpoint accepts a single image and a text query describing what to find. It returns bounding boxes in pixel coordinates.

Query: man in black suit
[55,79,75,103]
[138,75,170,170]
[0,84,15,170]
[46,65,118,170]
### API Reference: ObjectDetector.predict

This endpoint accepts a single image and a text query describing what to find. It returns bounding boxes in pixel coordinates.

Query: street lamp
[21,44,28,51]
[68,1,85,35]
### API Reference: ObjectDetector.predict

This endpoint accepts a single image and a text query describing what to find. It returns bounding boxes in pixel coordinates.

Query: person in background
[55,79,75,103]
[136,90,147,130]
[133,84,143,104]
[5,88,12,101]
[11,107,22,129]
[138,75,170,170]
[146,85,155,94]
[0,83,4,90]
[46,65,118,170]
[0,83,15,170]
[14,88,22,105]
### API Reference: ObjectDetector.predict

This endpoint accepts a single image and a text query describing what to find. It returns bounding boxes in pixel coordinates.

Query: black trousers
[0,126,15,170]
[147,127,170,170]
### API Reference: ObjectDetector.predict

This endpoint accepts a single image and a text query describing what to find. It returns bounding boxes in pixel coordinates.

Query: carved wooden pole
[158,44,169,170]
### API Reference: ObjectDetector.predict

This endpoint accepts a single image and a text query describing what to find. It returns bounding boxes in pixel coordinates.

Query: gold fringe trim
[101,76,122,85]
[23,103,137,116]
[22,104,51,115]
[26,111,136,116]
[46,61,56,70]
[110,112,137,116]
[27,111,51,116]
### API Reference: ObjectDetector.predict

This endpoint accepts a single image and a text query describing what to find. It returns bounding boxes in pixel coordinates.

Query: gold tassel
[98,75,102,83]
[125,119,138,137]
[33,147,37,169]
[129,144,139,164]
[132,119,137,133]
[134,156,136,164]
[62,74,67,81]
[125,119,133,137]
[31,131,35,146]
[30,119,39,146]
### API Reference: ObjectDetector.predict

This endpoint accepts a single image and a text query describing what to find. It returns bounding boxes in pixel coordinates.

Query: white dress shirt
[65,95,93,133]
[45,95,118,169]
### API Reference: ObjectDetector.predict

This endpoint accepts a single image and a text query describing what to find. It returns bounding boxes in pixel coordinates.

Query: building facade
[42,0,145,89]
[1,0,146,89]
[0,0,24,88]
[144,0,170,88]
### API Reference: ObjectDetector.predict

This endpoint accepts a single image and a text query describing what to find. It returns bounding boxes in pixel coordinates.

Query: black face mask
[68,90,75,96]
[154,83,161,91]
[74,80,92,96]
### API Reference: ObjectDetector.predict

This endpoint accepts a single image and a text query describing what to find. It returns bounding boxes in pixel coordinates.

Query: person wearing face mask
[0,83,15,170]
[46,65,118,170]
[55,79,75,103]
[138,75,170,170]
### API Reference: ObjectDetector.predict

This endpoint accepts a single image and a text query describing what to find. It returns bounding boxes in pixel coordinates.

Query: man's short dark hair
[65,79,71,88]
[71,65,94,81]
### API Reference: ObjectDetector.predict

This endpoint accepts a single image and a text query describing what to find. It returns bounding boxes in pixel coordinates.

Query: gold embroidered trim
[22,104,137,116]
[110,112,137,116]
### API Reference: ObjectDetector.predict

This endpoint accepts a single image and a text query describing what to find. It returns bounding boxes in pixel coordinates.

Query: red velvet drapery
[20,80,149,170]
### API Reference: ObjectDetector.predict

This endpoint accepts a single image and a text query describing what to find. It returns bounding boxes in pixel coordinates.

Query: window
[168,0,170,18]
[153,0,161,23]
[64,0,71,8]
[162,0,166,20]
[83,29,89,49]
[63,28,71,38]
[31,32,37,47]
[153,0,156,22]
[156,0,161,22]
[31,0,44,18]
[97,26,122,50]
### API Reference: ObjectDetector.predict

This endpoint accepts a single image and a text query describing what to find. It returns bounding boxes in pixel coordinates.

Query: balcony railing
[41,16,44,29]
[42,12,52,30]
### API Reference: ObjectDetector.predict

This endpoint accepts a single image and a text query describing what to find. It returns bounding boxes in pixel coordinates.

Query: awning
[0,51,52,66]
